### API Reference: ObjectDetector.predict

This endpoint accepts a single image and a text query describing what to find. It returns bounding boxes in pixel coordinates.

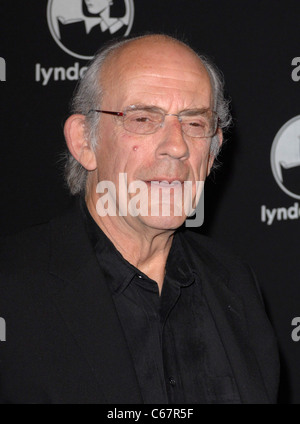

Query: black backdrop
[1,0,299,403]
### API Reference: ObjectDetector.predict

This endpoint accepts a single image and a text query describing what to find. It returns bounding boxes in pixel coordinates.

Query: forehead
[101,39,213,110]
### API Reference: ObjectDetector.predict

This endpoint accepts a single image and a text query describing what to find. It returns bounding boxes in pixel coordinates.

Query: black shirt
[81,200,240,404]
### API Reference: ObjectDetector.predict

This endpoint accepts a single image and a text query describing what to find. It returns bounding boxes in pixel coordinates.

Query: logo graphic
[291,57,300,82]
[0,317,6,342]
[0,57,6,81]
[291,317,300,342]
[271,116,300,200]
[47,0,135,60]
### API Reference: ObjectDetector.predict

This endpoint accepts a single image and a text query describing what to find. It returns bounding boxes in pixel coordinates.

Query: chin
[139,215,186,231]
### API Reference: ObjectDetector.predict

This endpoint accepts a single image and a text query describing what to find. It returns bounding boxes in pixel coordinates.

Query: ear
[64,114,97,171]
[207,129,223,176]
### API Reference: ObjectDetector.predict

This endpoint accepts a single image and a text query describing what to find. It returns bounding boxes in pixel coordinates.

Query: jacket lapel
[182,235,270,404]
[48,202,142,403]
[202,270,269,403]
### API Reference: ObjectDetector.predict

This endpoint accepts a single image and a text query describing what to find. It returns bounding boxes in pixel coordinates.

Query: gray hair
[64,34,232,195]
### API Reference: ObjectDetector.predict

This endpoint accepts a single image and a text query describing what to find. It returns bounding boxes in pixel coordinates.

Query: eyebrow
[179,107,212,116]
[127,104,212,114]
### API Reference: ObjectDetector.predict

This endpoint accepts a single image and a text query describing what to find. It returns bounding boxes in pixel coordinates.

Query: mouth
[144,178,184,187]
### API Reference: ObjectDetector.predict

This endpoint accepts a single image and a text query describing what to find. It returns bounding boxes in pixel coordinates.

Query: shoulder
[0,200,78,276]
[0,199,83,273]
[0,198,92,289]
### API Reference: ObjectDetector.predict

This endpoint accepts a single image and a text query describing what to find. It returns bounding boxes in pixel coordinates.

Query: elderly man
[0,34,279,404]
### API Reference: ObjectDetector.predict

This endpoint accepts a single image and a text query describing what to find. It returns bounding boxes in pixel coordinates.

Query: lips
[144,176,185,184]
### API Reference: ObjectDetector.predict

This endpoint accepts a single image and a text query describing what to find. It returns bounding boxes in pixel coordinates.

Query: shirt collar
[80,198,195,294]
[165,230,195,289]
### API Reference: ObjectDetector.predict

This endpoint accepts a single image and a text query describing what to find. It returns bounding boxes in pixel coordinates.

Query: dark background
[0,0,299,403]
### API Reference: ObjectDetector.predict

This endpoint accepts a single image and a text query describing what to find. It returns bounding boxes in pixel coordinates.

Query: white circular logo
[271,116,300,200]
[47,0,135,60]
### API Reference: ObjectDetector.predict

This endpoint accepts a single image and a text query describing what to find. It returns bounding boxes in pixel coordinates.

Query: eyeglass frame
[87,105,219,138]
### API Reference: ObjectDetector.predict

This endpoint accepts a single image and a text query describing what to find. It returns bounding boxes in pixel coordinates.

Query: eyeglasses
[88,105,219,138]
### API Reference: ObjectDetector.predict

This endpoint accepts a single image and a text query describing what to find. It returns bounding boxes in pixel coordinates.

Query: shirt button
[169,376,176,386]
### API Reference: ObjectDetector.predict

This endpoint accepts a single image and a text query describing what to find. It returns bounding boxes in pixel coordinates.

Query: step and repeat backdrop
[0,0,299,403]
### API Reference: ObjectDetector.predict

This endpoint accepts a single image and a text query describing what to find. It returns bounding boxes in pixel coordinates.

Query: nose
[155,116,189,161]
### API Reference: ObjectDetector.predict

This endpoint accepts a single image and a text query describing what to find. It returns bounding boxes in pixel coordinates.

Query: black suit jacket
[0,202,279,404]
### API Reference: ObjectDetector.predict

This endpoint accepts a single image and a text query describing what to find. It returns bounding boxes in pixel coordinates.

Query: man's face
[90,39,219,233]
[84,0,110,15]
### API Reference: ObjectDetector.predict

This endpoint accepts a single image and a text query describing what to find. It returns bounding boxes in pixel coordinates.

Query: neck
[100,8,110,20]
[86,195,175,294]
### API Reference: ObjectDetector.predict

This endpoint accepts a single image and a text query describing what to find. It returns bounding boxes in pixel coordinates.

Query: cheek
[120,134,154,169]
[190,142,211,180]
[98,142,145,182]
[95,127,129,176]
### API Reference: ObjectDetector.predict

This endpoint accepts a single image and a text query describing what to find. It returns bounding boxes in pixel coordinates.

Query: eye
[124,110,162,134]
[128,110,161,123]
[134,115,151,123]
[185,118,207,128]
[188,121,204,127]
